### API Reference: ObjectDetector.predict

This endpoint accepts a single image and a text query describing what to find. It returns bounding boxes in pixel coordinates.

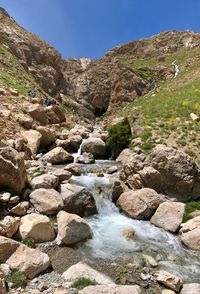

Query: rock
[50,169,72,182]
[62,262,114,286]
[154,270,182,292]
[56,211,92,245]
[162,291,176,294]
[60,183,97,217]
[179,216,200,251]
[54,290,68,294]
[122,228,135,240]
[42,147,73,164]
[68,135,82,150]
[69,124,89,139]
[9,88,19,96]
[76,152,95,164]
[19,213,55,242]
[143,254,158,267]
[18,114,33,129]
[0,147,27,194]
[111,117,131,134]
[29,188,64,215]
[117,188,160,220]
[0,88,6,95]
[8,196,20,204]
[190,113,200,122]
[116,149,134,164]
[58,130,69,140]
[10,201,29,216]
[6,244,50,279]
[0,277,6,294]
[79,285,142,294]
[181,283,200,294]
[106,166,118,174]
[28,104,48,125]
[0,192,10,203]
[150,202,185,233]
[64,165,84,176]
[56,139,70,149]
[30,173,59,189]
[21,130,42,157]
[81,137,106,158]
[0,216,20,238]
[36,126,57,147]
[0,263,10,277]
[47,105,66,124]
[0,236,20,262]
[110,177,126,202]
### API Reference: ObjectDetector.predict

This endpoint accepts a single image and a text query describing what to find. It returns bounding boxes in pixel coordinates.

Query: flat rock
[150,202,185,233]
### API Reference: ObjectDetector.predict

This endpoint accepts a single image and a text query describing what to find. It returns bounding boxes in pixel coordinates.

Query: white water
[70,172,200,283]
[72,140,84,162]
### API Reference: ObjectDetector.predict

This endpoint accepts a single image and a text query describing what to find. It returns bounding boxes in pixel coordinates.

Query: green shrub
[7,270,27,287]
[71,278,97,290]
[183,201,200,222]
[106,124,131,158]
[21,237,35,248]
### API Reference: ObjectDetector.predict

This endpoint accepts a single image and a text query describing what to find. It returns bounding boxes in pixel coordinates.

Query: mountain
[0,7,200,161]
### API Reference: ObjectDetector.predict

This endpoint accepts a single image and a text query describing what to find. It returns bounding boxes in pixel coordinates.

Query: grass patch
[183,201,200,222]
[71,278,97,291]
[7,270,27,287]
[21,237,35,248]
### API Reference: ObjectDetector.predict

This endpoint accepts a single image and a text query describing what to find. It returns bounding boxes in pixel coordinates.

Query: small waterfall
[72,139,85,163]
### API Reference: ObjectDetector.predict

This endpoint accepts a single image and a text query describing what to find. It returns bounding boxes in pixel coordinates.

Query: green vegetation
[106,124,131,158]
[183,201,200,222]
[21,237,35,248]
[7,270,27,287]
[71,278,97,291]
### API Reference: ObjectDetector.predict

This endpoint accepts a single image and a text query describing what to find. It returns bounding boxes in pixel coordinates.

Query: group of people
[27,89,63,107]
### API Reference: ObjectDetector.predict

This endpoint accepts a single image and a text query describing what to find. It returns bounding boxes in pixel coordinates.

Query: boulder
[50,169,72,182]
[76,152,95,164]
[28,104,48,125]
[110,117,131,134]
[6,244,50,279]
[36,126,57,147]
[69,124,89,139]
[0,147,27,193]
[142,254,158,268]
[117,188,160,220]
[68,135,82,150]
[21,130,42,157]
[30,173,59,189]
[60,183,97,217]
[56,211,92,245]
[181,283,200,294]
[154,271,182,292]
[19,213,55,242]
[0,216,20,238]
[179,217,200,251]
[81,137,106,158]
[42,147,73,164]
[62,262,114,286]
[79,285,142,294]
[55,139,70,150]
[10,201,29,216]
[46,105,66,124]
[29,188,64,215]
[0,236,20,262]
[116,148,134,165]
[18,114,33,129]
[150,202,185,233]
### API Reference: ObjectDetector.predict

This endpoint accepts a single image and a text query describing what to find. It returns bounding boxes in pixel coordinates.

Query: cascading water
[70,170,200,283]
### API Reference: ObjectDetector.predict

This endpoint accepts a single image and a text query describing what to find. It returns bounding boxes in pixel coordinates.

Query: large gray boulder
[60,183,97,217]
[0,147,27,193]
[117,188,160,220]
[81,137,106,158]
[56,211,92,245]
[150,202,185,233]
[179,216,200,251]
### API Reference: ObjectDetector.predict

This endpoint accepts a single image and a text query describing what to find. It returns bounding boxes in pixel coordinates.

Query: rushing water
[69,166,200,283]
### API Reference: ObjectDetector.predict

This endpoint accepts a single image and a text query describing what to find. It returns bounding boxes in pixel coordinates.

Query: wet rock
[30,188,64,215]
[142,254,158,268]
[179,216,200,251]
[0,147,27,194]
[154,270,182,292]
[122,228,135,240]
[6,244,50,279]
[19,213,55,242]
[56,211,92,246]
[81,137,106,158]
[60,183,97,217]
[76,152,95,164]
[21,130,42,157]
[10,201,29,216]
[30,173,59,189]
[68,134,82,151]
[107,166,118,174]
[79,285,142,294]
[180,283,200,294]
[42,147,73,164]
[62,262,114,286]
[150,202,185,233]
[117,188,160,220]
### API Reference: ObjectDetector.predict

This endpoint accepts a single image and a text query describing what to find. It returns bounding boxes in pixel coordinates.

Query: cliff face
[1,7,200,120]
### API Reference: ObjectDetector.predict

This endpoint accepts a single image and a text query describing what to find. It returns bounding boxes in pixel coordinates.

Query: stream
[62,138,200,283]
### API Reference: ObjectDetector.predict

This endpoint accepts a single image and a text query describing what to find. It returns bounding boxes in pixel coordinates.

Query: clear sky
[1,0,200,59]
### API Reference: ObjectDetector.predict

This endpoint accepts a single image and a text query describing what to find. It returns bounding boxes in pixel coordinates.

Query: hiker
[27,89,36,98]
[171,61,180,78]
[43,96,52,107]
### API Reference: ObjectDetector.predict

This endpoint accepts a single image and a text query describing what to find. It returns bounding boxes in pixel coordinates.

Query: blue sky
[1,0,200,59]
